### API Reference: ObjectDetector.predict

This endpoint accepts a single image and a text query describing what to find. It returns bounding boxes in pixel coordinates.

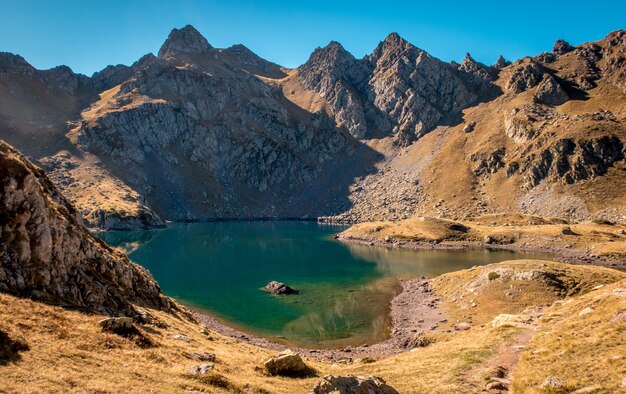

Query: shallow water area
[101,221,548,347]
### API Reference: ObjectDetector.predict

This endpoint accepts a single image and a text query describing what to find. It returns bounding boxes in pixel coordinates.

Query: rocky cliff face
[298,33,499,145]
[71,28,366,221]
[0,27,624,227]
[0,141,168,314]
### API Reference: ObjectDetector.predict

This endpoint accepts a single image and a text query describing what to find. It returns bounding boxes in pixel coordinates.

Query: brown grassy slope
[340,214,626,267]
[513,279,626,393]
[1,260,624,393]
[327,31,626,224]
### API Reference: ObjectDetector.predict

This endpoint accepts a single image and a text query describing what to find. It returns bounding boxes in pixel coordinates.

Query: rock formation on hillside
[0,141,168,314]
[298,33,498,144]
[0,27,624,227]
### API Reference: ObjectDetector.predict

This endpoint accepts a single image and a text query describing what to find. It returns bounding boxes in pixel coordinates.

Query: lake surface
[100,221,548,347]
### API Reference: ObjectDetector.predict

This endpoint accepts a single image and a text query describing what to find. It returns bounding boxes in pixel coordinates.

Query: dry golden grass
[2,260,625,393]
[432,260,626,326]
[341,214,626,262]
[513,278,626,393]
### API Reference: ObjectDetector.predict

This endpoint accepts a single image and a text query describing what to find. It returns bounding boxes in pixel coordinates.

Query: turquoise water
[100,221,547,347]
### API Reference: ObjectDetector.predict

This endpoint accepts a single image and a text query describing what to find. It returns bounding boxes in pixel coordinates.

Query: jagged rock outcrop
[533,74,569,106]
[0,141,168,314]
[298,33,497,144]
[157,25,212,59]
[494,55,511,69]
[553,39,575,55]
[520,137,625,187]
[298,41,369,138]
[507,60,544,93]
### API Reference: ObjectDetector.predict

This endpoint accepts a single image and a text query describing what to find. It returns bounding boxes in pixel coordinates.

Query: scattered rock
[98,317,134,334]
[310,375,399,394]
[401,332,433,349]
[561,226,577,235]
[464,122,476,133]
[263,281,299,295]
[572,386,602,394]
[172,334,190,342]
[541,376,566,390]
[454,322,471,331]
[263,350,312,377]
[492,314,533,329]
[187,363,214,376]
[0,330,29,364]
[485,381,508,391]
[186,351,216,362]
[578,307,594,316]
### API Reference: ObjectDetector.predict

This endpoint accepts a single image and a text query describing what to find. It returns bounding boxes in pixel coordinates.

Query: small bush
[488,272,501,281]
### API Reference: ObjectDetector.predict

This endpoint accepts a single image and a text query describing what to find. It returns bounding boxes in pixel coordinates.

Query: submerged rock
[263,281,298,295]
[310,375,400,394]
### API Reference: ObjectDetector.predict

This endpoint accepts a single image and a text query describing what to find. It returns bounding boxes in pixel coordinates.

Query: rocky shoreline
[194,278,452,362]
[336,235,626,270]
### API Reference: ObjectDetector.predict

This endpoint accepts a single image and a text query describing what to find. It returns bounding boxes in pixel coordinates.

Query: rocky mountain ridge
[0,26,624,228]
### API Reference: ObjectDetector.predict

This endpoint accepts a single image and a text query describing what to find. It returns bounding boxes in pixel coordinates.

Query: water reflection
[100,222,550,347]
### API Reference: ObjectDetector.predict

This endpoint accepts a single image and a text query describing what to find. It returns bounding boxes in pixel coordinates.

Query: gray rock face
[310,375,400,394]
[553,39,575,55]
[157,25,212,59]
[534,74,569,106]
[494,55,511,69]
[0,141,168,315]
[299,41,369,138]
[76,47,359,221]
[298,33,497,144]
[507,60,544,93]
[522,136,624,187]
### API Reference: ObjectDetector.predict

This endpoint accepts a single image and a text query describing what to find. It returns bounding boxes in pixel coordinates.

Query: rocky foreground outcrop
[0,141,168,314]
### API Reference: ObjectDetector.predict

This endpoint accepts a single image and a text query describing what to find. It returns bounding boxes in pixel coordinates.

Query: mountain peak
[494,54,511,69]
[157,25,212,60]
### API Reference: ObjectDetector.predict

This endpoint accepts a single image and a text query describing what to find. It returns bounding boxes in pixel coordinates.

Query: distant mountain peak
[157,24,212,60]
[494,54,511,69]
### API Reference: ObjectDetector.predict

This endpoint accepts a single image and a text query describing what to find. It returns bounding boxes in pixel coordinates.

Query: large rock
[534,74,569,106]
[553,39,575,55]
[263,350,311,377]
[310,375,399,394]
[507,60,544,93]
[263,281,298,295]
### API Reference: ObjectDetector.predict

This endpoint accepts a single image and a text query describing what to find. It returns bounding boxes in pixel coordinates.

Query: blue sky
[1,0,624,76]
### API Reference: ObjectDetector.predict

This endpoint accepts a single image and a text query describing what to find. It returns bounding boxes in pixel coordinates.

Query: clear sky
[1,0,624,76]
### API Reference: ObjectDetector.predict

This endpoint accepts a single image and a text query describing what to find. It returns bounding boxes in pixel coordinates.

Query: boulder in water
[263,281,298,295]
